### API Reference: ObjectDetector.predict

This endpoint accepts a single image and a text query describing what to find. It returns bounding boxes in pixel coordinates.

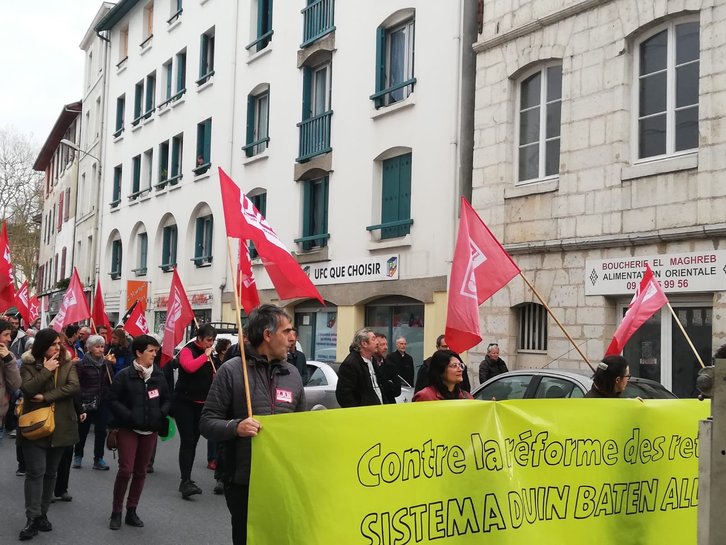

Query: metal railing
[370,77,417,109]
[297,110,332,162]
[301,0,335,48]
[245,30,273,52]
[242,136,270,157]
[366,218,414,240]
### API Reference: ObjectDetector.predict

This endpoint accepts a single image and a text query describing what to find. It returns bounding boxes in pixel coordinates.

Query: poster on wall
[314,312,337,362]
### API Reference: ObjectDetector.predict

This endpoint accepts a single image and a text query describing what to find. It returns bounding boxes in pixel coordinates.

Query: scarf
[133,360,153,382]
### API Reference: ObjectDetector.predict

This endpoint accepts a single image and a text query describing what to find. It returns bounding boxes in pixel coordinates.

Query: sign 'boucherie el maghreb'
[585,250,726,296]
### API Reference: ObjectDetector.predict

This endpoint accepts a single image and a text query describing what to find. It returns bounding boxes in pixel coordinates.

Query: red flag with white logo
[0,222,15,311]
[605,264,668,356]
[218,168,323,304]
[14,281,31,325]
[238,239,260,315]
[124,301,150,337]
[28,295,40,325]
[161,268,195,366]
[50,268,90,332]
[92,279,112,336]
[445,197,521,354]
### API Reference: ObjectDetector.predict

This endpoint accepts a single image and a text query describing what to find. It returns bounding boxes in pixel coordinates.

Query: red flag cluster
[219,167,323,310]
[92,279,112,336]
[605,264,668,356]
[161,269,195,365]
[124,301,150,337]
[0,223,16,311]
[50,269,90,333]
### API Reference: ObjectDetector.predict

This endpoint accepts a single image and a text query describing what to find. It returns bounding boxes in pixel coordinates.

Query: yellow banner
[248,399,708,545]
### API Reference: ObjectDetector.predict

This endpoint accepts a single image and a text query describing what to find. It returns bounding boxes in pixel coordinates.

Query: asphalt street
[0,430,230,544]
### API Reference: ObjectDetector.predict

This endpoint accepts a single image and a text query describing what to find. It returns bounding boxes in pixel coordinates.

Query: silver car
[304,360,414,410]
[471,368,677,401]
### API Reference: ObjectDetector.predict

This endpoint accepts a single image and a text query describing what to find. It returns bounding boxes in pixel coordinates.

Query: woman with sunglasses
[586,355,631,398]
[413,350,473,402]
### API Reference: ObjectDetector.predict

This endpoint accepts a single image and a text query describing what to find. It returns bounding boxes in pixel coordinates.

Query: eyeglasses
[447,362,465,370]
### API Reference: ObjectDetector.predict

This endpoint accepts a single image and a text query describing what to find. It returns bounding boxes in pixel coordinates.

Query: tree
[0,126,43,288]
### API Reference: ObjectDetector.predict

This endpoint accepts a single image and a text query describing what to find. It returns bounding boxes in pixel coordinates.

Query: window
[533,377,577,399]
[158,140,170,186]
[198,28,215,85]
[162,59,173,103]
[63,188,70,221]
[636,20,699,160]
[168,0,182,24]
[248,191,266,258]
[60,247,67,280]
[299,176,329,250]
[57,192,64,231]
[372,15,415,108]
[111,239,122,279]
[142,148,153,192]
[175,49,186,97]
[194,215,213,266]
[298,63,332,161]
[119,25,129,64]
[133,80,144,124]
[114,95,125,137]
[244,88,269,157]
[517,303,548,352]
[161,224,178,270]
[145,71,156,117]
[379,152,412,239]
[517,63,562,183]
[131,155,141,198]
[247,0,273,53]
[112,165,122,207]
[171,133,183,184]
[474,375,533,401]
[135,232,148,276]
[194,118,212,175]
[142,1,154,46]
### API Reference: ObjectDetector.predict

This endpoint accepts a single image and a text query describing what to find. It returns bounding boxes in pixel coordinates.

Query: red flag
[124,301,149,337]
[92,279,112,336]
[218,168,323,304]
[50,268,90,333]
[28,295,40,325]
[238,239,260,315]
[445,197,521,354]
[0,222,15,311]
[605,264,668,356]
[14,281,31,325]
[161,268,195,366]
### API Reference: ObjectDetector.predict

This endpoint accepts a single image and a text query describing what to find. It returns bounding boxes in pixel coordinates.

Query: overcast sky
[0,0,105,146]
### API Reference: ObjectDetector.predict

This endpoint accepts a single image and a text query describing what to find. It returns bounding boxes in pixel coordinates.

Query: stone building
[472,0,725,396]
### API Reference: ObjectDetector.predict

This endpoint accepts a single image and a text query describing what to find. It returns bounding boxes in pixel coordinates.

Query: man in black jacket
[200,305,304,545]
[386,336,415,386]
[336,328,400,407]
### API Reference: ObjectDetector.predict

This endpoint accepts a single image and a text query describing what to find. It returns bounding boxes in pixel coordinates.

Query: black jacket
[175,341,215,402]
[479,356,508,384]
[336,350,401,407]
[287,349,308,384]
[108,364,171,432]
[386,350,415,386]
[200,347,305,485]
[76,354,114,406]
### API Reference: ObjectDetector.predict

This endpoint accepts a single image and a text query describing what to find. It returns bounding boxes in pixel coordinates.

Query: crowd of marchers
[0,304,649,545]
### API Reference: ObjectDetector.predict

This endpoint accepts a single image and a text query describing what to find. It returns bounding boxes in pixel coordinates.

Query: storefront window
[295,301,337,362]
[365,296,424,379]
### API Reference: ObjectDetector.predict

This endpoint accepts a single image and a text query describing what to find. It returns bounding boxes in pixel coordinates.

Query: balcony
[297,110,332,162]
[301,0,335,48]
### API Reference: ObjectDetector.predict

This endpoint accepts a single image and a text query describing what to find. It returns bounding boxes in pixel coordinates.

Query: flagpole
[227,237,253,419]
[518,271,595,372]
[667,302,706,369]
[90,317,96,335]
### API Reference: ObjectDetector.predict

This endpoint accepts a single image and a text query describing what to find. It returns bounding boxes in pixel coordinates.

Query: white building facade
[95,0,479,370]
[472,0,726,397]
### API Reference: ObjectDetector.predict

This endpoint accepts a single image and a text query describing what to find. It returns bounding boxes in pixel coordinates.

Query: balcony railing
[301,0,335,48]
[297,110,332,162]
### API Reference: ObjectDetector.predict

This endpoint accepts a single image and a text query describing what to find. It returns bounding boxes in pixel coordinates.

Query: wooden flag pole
[667,302,706,369]
[90,317,97,335]
[519,271,595,373]
[227,237,253,419]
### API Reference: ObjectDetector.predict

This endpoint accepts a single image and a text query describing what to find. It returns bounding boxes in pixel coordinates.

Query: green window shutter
[113,167,121,201]
[199,34,207,77]
[246,94,255,153]
[204,119,212,162]
[381,155,401,239]
[398,153,412,236]
[145,76,154,111]
[195,217,204,259]
[134,83,143,117]
[171,138,180,177]
[196,123,204,160]
[302,180,312,250]
[374,26,387,106]
[171,226,178,264]
[267,0,274,34]
[301,67,312,121]
[162,227,170,265]
[132,156,141,193]
[165,66,172,98]
[205,216,213,257]
[177,52,186,91]
[116,96,124,129]
[140,234,148,269]
[322,177,329,238]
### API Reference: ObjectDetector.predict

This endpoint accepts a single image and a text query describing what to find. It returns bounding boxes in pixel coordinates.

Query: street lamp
[59,139,101,163]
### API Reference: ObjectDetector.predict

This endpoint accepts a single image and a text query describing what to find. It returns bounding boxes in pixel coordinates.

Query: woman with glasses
[478,343,508,385]
[413,350,473,402]
[585,355,631,398]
